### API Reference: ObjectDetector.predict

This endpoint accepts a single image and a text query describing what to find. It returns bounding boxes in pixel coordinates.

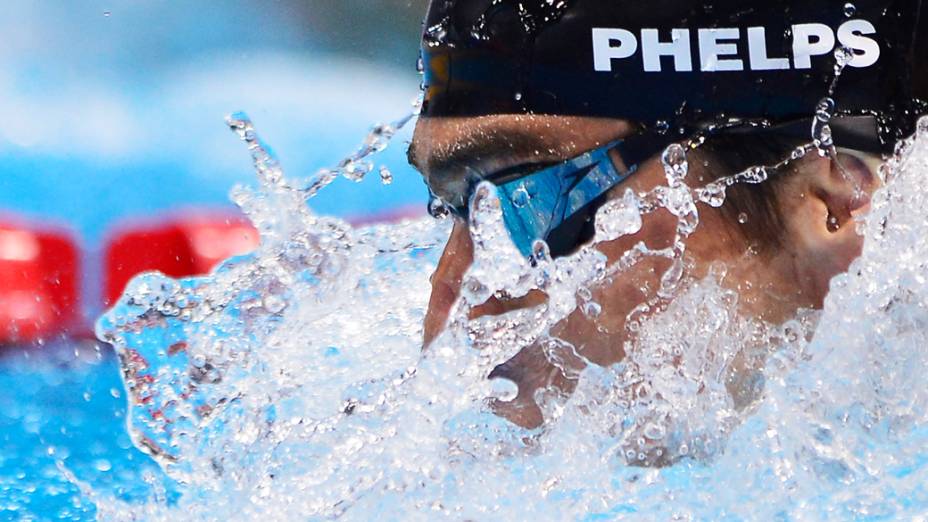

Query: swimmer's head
[419,0,925,142]
[408,0,926,427]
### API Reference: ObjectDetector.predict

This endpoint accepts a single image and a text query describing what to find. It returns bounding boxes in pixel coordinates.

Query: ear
[779,151,880,306]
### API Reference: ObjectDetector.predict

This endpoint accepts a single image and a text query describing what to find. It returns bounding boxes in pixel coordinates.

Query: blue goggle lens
[494,140,633,257]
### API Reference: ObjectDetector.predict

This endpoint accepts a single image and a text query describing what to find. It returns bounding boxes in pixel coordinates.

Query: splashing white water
[89,109,928,520]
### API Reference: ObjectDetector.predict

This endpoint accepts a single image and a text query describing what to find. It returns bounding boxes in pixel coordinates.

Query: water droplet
[379,166,393,185]
[843,2,857,16]
[489,377,518,401]
[834,46,854,71]
[643,423,666,441]
[917,115,928,138]
[697,182,727,207]
[576,286,593,301]
[737,212,748,224]
[812,99,836,151]
[813,122,834,150]
[732,166,769,186]
[342,160,372,182]
[815,97,836,122]
[263,294,287,315]
[103,10,111,17]
[510,185,530,208]
[514,92,523,102]
[595,188,643,240]
[428,197,451,219]
[582,301,602,318]
[661,143,688,181]
[424,17,450,46]
[531,240,551,264]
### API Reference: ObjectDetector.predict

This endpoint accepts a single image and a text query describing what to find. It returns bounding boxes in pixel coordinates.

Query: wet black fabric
[420,0,928,150]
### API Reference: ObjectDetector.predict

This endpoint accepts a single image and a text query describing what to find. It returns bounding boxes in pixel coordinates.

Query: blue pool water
[0,342,171,520]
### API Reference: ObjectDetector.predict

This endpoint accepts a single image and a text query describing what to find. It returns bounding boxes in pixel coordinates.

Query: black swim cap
[420,0,928,151]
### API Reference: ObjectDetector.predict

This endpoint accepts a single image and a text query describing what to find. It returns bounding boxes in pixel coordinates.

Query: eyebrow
[408,124,566,178]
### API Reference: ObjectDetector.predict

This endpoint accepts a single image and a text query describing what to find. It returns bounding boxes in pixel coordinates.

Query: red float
[103,211,260,306]
[0,218,80,344]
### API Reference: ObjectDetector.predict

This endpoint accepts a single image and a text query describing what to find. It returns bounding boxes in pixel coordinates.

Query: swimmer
[407,1,927,428]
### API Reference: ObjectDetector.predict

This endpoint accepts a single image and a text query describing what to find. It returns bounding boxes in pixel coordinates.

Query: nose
[423,220,474,347]
[423,220,550,347]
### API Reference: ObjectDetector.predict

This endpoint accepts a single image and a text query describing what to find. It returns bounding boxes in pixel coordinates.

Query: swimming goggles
[432,132,667,258]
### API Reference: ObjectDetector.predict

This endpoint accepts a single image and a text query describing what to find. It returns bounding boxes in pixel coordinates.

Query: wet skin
[408,114,879,428]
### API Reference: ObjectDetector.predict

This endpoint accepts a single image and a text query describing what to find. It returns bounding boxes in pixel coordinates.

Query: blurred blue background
[0,0,428,245]
[0,2,430,519]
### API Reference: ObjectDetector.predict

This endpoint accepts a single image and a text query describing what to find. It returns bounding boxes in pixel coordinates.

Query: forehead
[408,114,634,176]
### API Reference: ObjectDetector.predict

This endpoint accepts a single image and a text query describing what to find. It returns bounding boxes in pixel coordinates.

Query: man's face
[408,113,878,428]
[411,113,747,359]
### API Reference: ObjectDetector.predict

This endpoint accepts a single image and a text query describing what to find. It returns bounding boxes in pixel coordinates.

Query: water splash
[88,93,928,521]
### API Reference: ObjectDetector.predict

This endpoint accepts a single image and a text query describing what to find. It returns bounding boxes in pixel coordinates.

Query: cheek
[552,212,677,366]
[592,255,672,331]
[558,256,671,366]
[805,233,865,305]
